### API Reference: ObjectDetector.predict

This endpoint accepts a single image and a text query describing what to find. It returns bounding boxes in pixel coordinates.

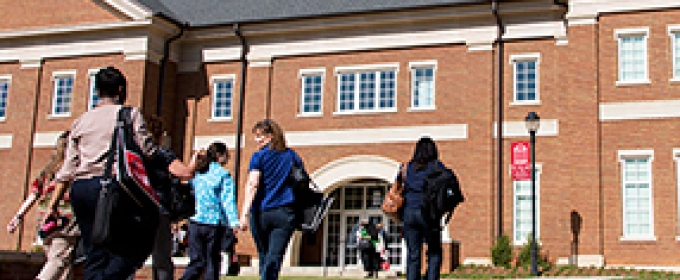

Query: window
[510,54,540,105]
[210,75,235,120]
[0,76,9,120]
[616,28,649,85]
[335,64,397,114]
[409,61,436,110]
[51,71,75,117]
[669,26,680,81]
[88,70,100,110]
[513,165,541,245]
[674,149,680,239]
[618,150,654,240]
[299,69,324,116]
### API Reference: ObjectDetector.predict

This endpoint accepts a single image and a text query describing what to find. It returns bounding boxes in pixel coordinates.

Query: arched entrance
[286,155,404,270]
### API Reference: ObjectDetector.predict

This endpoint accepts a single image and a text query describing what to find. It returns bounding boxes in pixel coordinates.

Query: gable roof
[137,0,490,27]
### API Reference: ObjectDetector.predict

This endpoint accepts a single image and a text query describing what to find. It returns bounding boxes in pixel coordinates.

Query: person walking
[7,131,80,280]
[356,219,380,278]
[180,141,239,280]
[400,136,446,280]
[46,66,198,280]
[238,119,303,280]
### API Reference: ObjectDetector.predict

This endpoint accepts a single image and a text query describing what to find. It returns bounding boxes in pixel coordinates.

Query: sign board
[511,141,531,181]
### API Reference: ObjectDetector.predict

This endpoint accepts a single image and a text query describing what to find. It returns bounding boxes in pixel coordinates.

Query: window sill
[208,117,232,123]
[48,114,71,119]
[0,117,5,122]
[296,112,323,118]
[616,80,651,87]
[407,107,436,112]
[510,101,541,106]
[333,109,398,116]
[670,78,680,83]
[619,236,657,242]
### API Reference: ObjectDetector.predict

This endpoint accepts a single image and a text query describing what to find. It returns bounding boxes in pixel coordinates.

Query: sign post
[511,141,531,181]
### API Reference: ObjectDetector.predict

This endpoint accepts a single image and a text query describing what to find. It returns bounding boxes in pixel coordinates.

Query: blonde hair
[40,131,70,181]
[252,119,287,152]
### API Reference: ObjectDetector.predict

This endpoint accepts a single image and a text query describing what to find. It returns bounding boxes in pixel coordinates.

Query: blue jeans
[70,178,138,280]
[250,206,296,280]
[180,221,224,280]
[403,209,442,280]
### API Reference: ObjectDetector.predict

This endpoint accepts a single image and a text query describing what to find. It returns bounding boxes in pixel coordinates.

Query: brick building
[0,0,679,273]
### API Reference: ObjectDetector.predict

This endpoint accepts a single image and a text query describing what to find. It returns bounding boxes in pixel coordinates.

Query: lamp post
[525,112,540,276]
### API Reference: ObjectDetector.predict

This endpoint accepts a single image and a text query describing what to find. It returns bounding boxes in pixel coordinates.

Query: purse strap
[101,108,124,183]
[392,162,408,193]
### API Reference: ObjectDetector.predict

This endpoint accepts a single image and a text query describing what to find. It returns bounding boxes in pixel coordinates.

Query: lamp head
[525,112,540,133]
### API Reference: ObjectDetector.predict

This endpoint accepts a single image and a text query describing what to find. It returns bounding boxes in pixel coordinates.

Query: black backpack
[421,162,464,227]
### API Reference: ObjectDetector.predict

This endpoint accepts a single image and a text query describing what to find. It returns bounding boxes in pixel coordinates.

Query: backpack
[421,161,464,228]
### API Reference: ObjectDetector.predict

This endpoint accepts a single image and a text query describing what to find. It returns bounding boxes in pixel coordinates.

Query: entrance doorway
[319,179,404,270]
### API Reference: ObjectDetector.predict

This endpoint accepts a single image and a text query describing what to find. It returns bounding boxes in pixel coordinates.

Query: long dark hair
[195,142,228,173]
[252,119,287,152]
[410,136,439,171]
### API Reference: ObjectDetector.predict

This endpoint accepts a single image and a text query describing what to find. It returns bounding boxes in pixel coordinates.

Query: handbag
[289,152,334,233]
[91,107,159,261]
[381,163,407,223]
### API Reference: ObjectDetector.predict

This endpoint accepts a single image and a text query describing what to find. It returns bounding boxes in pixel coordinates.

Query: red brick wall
[0,0,124,31]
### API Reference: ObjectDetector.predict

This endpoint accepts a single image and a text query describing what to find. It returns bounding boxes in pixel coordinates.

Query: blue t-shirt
[248,145,303,212]
[401,160,446,209]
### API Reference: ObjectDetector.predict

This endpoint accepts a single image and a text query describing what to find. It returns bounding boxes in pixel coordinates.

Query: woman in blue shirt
[238,119,303,280]
[180,142,239,280]
[400,136,445,280]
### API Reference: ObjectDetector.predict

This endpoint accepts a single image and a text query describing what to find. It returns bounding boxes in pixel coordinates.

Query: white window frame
[510,53,541,106]
[209,74,236,122]
[618,150,656,241]
[615,27,651,86]
[408,61,437,111]
[87,68,101,110]
[333,63,399,115]
[668,25,680,82]
[0,75,11,122]
[50,70,76,118]
[674,149,680,241]
[512,163,542,246]
[298,68,325,117]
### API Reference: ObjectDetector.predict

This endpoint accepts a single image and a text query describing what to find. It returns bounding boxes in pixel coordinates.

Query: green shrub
[491,235,513,269]
[515,234,548,268]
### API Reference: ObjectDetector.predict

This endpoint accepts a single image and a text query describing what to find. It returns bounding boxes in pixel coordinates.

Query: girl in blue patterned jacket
[180,142,239,280]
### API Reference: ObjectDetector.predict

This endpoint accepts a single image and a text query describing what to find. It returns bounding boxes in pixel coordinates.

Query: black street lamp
[525,112,540,276]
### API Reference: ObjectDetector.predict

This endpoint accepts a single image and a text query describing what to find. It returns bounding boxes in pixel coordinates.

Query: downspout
[156,23,187,118]
[492,0,505,239]
[17,60,43,250]
[233,24,249,198]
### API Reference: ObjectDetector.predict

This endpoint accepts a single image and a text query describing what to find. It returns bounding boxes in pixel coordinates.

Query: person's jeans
[403,209,442,280]
[179,221,224,280]
[360,248,379,275]
[37,236,76,280]
[126,212,174,280]
[70,178,138,280]
[250,206,296,280]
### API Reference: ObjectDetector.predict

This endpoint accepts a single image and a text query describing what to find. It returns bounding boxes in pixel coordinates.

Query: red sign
[511,141,531,181]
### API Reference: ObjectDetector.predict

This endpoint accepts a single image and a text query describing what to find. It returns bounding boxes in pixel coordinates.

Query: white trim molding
[33,132,65,148]
[556,255,605,267]
[102,0,153,20]
[568,0,680,26]
[285,124,467,147]
[193,135,245,150]
[0,134,12,149]
[600,99,680,121]
[334,63,400,75]
[669,25,680,82]
[493,119,559,138]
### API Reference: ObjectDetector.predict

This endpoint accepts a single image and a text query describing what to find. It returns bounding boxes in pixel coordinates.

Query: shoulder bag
[381,162,407,223]
[289,151,335,233]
